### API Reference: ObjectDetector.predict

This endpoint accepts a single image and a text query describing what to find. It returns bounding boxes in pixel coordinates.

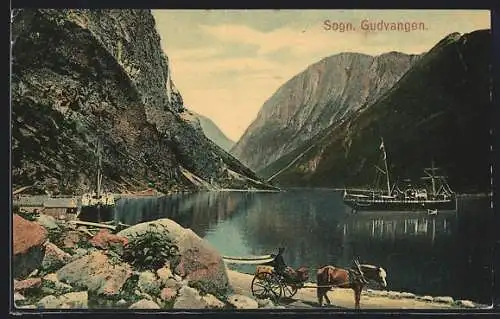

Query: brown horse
[316,264,387,309]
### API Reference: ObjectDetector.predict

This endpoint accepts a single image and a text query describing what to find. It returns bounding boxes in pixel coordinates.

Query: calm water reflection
[115,189,493,304]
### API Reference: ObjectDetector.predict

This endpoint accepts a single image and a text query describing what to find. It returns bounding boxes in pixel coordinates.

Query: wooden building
[42,198,78,220]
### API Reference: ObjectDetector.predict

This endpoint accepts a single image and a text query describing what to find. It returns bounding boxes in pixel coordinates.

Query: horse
[316,263,387,309]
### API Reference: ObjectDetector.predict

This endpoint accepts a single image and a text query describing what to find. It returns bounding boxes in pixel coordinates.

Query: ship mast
[422,160,445,196]
[380,137,391,196]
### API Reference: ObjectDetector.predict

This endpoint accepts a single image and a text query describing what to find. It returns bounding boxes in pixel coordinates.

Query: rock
[116,299,128,307]
[42,274,73,294]
[173,286,224,309]
[160,287,177,302]
[14,278,42,293]
[227,294,259,309]
[36,214,59,230]
[42,241,71,271]
[36,291,88,309]
[129,299,161,309]
[434,296,454,304]
[201,293,225,309]
[400,292,416,299]
[173,274,182,281]
[163,278,181,290]
[58,291,88,309]
[387,291,402,299]
[157,266,173,285]
[173,286,205,309]
[118,219,229,296]
[138,271,161,295]
[16,304,37,309]
[43,273,58,282]
[175,229,229,295]
[89,229,129,250]
[418,295,434,302]
[14,292,26,302]
[456,299,476,308]
[13,214,48,278]
[37,295,60,308]
[56,251,132,296]
[257,298,274,308]
[117,219,186,244]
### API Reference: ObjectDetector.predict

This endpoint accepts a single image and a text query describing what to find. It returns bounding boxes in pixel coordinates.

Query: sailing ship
[77,140,115,222]
[343,138,457,212]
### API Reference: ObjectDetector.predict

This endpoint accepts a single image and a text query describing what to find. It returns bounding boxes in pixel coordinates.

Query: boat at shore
[343,138,457,212]
[77,140,115,222]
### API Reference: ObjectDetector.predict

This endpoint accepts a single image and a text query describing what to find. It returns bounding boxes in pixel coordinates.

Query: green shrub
[122,224,180,271]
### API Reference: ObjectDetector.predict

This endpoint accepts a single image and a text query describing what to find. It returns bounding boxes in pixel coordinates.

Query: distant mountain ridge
[231,51,420,173]
[272,30,491,194]
[192,112,235,152]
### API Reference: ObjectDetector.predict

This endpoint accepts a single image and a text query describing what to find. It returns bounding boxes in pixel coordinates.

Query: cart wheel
[251,272,282,301]
[282,284,298,298]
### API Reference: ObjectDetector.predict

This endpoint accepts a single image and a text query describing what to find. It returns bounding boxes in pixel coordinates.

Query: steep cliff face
[273,30,491,194]
[231,52,419,172]
[11,9,271,195]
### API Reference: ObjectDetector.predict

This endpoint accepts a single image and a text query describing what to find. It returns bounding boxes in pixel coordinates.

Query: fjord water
[115,189,493,304]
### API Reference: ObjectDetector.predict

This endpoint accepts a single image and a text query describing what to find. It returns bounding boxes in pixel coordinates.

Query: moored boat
[77,140,116,222]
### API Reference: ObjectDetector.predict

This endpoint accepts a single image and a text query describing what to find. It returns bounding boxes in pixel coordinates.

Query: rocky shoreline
[12,212,488,311]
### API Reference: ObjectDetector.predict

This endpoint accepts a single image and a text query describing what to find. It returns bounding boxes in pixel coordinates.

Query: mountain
[191,112,235,152]
[230,51,420,172]
[272,30,491,194]
[11,9,273,195]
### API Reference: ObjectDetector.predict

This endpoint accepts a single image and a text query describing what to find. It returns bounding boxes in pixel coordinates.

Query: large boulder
[175,229,230,295]
[117,218,185,242]
[56,251,132,296]
[42,242,71,271]
[13,214,48,278]
[118,219,229,295]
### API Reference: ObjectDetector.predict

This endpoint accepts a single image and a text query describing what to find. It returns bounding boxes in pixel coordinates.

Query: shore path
[226,269,455,309]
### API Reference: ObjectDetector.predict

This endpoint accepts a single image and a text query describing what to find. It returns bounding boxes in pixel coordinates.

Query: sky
[152,10,490,142]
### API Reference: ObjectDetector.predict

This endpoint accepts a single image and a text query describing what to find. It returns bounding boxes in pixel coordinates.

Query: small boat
[77,140,115,222]
[343,138,457,212]
[427,209,438,216]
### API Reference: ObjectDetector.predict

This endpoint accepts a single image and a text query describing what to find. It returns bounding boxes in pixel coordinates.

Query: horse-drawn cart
[223,251,388,308]
[223,253,309,301]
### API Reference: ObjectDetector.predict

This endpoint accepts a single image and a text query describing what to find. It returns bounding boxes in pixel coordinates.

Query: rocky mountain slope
[272,30,491,194]
[231,52,420,172]
[11,9,273,195]
[192,112,235,152]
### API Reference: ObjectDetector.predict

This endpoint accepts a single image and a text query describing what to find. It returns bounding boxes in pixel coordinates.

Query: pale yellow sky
[152,10,490,141]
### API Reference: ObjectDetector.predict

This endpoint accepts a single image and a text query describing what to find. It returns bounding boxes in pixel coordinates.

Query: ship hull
[78,204,115,222]
[343,198,457,212]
